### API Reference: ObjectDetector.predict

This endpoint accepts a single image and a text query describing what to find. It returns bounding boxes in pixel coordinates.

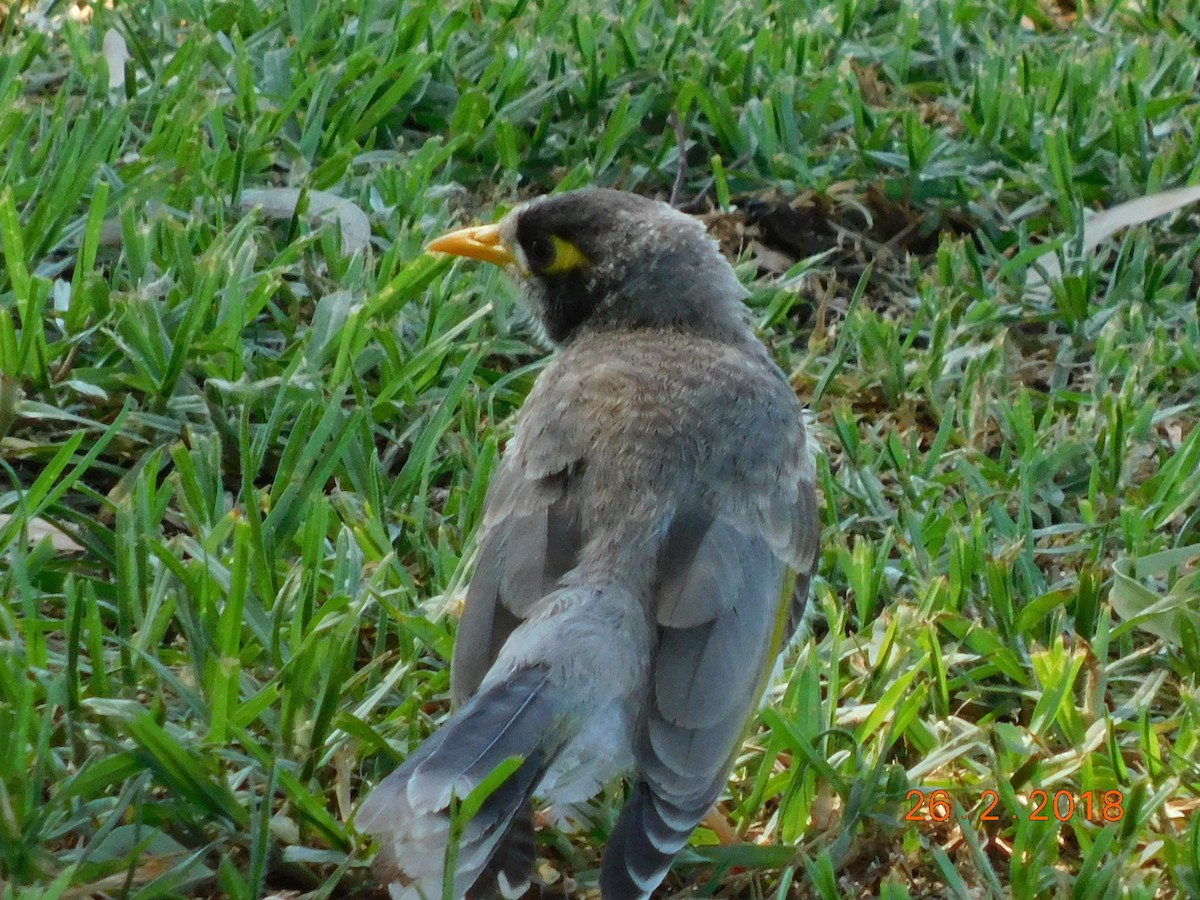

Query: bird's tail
[357,665,567,899]
[600,780,722,899]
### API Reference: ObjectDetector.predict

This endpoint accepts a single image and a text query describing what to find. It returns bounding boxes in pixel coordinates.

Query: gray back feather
[443,328,821,896]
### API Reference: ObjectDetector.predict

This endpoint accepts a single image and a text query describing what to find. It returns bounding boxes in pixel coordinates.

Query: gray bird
[357,188,820,900]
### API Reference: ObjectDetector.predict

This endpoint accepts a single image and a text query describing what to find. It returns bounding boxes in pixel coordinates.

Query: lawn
[2,0,1199,897]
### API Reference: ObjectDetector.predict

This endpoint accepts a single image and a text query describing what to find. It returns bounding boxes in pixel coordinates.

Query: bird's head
[428,188,750,345]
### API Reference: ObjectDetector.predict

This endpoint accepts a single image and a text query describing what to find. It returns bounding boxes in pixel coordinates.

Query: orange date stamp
[906,788,1125,824]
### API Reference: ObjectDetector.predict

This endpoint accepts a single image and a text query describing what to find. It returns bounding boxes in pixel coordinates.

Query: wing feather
[614,400,820,892]
[452,460,583,703]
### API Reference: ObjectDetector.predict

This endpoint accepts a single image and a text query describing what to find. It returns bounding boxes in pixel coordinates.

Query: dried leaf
[1028,185,1200,298]
[60,825,214,898]
[0,513,85,553]
[240,188,371,256]
[102,29,130,92]
[1111,545,1200,646]
[747,239,794,275]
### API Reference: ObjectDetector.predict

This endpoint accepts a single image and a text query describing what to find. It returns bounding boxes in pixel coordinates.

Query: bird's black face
[509,194,620,344]
[428,188,750,347]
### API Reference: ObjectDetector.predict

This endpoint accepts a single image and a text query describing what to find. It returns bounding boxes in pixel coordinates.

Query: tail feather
[358,666,563,899]
[600,781,717,899]
[465,802,537,899]
[406,666,556,811]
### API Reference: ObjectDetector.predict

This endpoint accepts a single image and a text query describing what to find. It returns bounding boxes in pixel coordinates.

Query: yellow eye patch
[540,235,589,274]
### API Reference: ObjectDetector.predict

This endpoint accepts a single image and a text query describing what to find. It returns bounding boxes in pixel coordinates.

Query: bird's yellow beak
[426,223,514,267]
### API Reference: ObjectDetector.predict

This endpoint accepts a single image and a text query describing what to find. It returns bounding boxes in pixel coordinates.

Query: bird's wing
[604,416,820,897]
[644,488,814,795]
[451,455,584,704]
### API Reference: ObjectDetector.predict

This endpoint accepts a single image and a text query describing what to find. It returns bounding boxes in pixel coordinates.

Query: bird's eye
[525,236,556,270]
[521,233,589,275]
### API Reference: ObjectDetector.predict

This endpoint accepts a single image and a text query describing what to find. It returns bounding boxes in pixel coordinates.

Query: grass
[1,0,1199,897]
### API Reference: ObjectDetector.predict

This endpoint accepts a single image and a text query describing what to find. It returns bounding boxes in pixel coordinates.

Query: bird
[356,188,820,899]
